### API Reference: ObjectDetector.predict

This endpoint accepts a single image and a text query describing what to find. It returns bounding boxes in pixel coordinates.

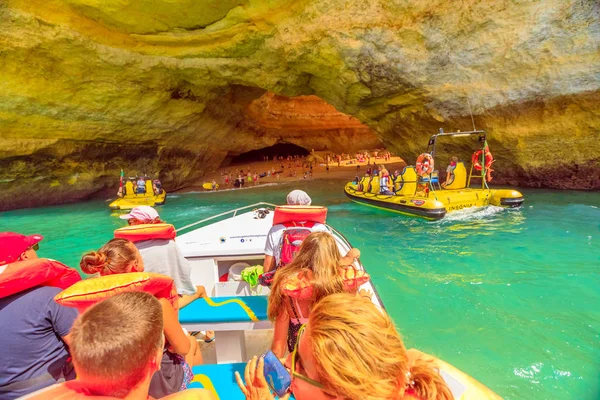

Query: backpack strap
[288,296,301,321]
[282,221,317,228]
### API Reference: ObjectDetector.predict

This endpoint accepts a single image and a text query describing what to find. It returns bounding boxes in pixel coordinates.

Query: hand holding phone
[262,350,292,397]
[235,356,281,400]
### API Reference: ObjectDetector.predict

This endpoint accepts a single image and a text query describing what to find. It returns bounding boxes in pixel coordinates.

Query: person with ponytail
[237,293,453,400]
[80,239,203,398]
[268,232,361,358]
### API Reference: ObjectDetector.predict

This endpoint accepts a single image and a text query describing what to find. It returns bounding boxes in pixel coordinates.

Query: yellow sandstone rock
[0,0,598,210]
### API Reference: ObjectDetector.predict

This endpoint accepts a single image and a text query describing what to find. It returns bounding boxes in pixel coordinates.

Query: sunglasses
[291,324,327,391]
[30,243,39,251]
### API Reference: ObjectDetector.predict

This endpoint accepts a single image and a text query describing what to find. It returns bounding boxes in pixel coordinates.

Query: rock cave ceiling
[0,0,598,210]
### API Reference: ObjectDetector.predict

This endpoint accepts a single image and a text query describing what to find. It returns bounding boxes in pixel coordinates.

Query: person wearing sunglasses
[0,232,43,267]
[0,232,79,399]
[236,293,453,400]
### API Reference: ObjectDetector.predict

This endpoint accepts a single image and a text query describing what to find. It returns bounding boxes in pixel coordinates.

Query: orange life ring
[415,153,435,177]
[0,258,81,299]
[114,223,176,243]
[472,147,494,171]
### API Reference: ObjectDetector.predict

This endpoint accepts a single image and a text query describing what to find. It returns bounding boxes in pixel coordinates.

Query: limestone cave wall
[0,0,598,210]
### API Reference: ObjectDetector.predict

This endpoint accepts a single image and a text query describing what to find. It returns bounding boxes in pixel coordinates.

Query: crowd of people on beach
[325,149,392,167]
[0,190,453,400]
[217,155,316,190]
[209,149,395,192]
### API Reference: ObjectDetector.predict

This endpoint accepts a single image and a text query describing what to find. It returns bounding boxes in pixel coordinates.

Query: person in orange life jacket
[0,232,78,399]
[236,293,452,400]
[262,190,329,273]
[268,232,361,358]
[442,156,459,188]
[80,239,203,398]
[119,206,207,310]
[27,292,214,400]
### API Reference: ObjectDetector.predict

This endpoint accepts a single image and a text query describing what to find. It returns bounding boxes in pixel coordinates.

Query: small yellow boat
[345,130,523,220]
[109,178,166,210]
[202,182,219,190]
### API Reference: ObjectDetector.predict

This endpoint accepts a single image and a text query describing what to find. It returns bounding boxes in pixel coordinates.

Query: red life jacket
[0,258,81,299]
[114,224,176,243]
[259,206,328,287]
[278,221,317,267]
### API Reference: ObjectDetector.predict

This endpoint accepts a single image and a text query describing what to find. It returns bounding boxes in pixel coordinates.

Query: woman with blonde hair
[237,293,453,400]
[268,232,361,358]
[80,238,203,398]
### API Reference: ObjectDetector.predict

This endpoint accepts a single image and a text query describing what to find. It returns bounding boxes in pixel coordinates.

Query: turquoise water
[1,180,598,399]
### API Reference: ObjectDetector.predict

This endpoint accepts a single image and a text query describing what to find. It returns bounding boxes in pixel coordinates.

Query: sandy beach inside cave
[179,155,407,193]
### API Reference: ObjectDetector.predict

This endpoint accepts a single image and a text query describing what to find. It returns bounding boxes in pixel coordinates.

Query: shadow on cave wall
[220,142,310,167]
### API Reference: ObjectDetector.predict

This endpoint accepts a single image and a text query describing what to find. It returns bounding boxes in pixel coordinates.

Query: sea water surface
[1,180,598,400]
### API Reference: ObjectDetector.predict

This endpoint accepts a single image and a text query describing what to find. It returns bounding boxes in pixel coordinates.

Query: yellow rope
[191,374,219,400]
[204,297,259,322]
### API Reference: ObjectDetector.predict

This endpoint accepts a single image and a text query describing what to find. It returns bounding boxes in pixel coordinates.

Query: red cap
[0,232,44,265]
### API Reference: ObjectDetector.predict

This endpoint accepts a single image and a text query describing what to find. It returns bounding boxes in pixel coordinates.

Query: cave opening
[223,142,310,166]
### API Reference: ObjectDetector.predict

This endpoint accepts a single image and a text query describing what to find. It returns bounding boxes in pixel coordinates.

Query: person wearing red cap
[0,232,43,267]
[0,232,78,399]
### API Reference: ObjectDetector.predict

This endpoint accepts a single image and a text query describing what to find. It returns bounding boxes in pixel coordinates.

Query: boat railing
[176,202,277,234]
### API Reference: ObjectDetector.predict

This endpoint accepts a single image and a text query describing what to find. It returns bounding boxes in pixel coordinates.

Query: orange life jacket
[114,224,176,243]
[0,258,81,299]
[54,272,178,313]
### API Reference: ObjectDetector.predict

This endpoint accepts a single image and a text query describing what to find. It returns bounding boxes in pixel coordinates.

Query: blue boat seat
[179,296,269,325]
[190,363,245,400]
[190,363,296,400]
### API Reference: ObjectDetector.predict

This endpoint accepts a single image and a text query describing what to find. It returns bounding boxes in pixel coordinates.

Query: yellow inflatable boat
[109,179,167,210]
[345,130,523,220]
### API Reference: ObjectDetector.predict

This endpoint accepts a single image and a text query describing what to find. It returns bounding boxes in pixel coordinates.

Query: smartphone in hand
[262,350,292,397]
